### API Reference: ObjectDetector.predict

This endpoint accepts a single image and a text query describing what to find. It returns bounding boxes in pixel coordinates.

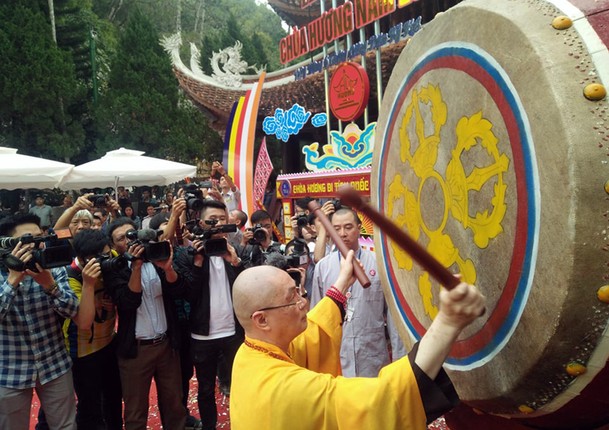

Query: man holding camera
[63,229,123,429]
[103,218,187,430]
[174,199,245,430]
[53,192,120,237]
[212,161,240,212]
[243,209,282,266]
[0,214,79,429]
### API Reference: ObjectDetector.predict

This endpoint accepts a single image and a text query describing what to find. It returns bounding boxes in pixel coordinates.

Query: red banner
[277,169,371,199]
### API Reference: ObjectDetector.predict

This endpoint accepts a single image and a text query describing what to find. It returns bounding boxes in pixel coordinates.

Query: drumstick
[307,200,371,288]
[337,187,460,290]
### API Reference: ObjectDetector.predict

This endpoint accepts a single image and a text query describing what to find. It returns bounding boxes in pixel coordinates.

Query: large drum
[373,0,609,428]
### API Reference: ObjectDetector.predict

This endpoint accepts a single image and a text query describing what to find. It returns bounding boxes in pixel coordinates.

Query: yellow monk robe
[230,297,431,430]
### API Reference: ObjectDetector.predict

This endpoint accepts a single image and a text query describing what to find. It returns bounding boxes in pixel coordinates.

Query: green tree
[95,8,221,162]
[0,3,86,161]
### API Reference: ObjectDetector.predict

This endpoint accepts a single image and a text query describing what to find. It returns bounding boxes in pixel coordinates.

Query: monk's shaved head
[233,265,289,330]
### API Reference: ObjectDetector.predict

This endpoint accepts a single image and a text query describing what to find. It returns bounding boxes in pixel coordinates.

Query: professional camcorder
[264,251,304,287]
[186,219,237,256]
[182,184,205,211]
[0,231,73,271]
[247,224,268,245]
[126,229,170,262]
[285,239,309,268]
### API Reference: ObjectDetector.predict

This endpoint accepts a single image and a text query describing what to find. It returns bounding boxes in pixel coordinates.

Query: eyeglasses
[250,287,307,318]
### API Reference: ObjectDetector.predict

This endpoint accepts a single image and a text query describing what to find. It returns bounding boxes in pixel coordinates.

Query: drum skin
[372,0,609,427]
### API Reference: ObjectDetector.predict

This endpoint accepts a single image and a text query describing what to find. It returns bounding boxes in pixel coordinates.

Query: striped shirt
[0,267,79,389]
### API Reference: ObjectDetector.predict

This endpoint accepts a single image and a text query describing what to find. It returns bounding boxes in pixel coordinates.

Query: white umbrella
[60,147,197,189]
[0,146,74,190]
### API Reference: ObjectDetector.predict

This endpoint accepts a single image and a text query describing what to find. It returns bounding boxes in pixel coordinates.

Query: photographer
[289,197,313,239]
[242,209,282,266]
[103,218,187,430]
[312,200,338,263]
[63,229,122,429]
[53,192,120,236]
[0,214,79,429]
[212,161,240,211]
[174,199,245,430]
[284,238,315,299]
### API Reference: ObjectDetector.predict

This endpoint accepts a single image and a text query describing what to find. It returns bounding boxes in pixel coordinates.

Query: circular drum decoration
[373,0,609,428]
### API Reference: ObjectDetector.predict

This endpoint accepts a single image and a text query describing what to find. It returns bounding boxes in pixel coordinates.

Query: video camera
[247,224,268,245]
[285,239,309,268]
[186,219,237,256]
[0,230,73,272]
[126,229,170,262]
[182,184,204,211]
[263,251,304,287]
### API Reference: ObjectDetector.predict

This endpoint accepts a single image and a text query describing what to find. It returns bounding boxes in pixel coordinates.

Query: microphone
[127,229,160,242]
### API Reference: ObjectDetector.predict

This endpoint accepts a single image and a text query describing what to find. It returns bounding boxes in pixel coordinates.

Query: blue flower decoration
[262,104,311,142]
[311,113,328,127]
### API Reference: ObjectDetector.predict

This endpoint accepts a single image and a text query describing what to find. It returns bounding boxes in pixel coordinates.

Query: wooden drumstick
[308,200,371,288]
[338,187,460,290]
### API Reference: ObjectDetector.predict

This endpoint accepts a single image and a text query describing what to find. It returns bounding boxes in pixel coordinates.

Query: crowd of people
[0,160,486,430]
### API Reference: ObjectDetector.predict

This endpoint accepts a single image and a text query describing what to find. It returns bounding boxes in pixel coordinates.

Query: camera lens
[100,255,128,272]
[296,215,309,228]
[125,230,138,241]
[253,228,267,242]
[187,197,204,211]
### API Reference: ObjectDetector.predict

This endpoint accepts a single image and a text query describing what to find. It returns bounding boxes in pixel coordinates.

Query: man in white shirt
[103,218,187,430]
[212,161,241,212]
[176,199,245,430]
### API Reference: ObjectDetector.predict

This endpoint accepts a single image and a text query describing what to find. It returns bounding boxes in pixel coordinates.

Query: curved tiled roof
[174,40,407,134]
[267,0,332,28]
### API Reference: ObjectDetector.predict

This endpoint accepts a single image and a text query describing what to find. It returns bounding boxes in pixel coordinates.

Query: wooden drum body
[373,0,609,427]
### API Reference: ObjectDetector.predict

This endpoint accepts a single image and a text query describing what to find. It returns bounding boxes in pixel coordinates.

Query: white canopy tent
[60,147,197,190]
[0,146,74,190]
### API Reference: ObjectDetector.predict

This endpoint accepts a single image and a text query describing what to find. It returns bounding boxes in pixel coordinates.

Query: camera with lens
[331,199,342,212]
[97,253,128,272]
[88,194,107,208]
[0,232,73,272]
[182,183,204,212]
[126,229,170,262]
[247,224,268,245]
[186,219,237,256]
[296,214,309,228]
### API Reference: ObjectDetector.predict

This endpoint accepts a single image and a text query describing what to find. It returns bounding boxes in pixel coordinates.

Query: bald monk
[230,250,485,429]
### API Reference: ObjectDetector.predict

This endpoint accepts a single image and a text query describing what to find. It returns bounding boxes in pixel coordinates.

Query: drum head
[373,0,609,420]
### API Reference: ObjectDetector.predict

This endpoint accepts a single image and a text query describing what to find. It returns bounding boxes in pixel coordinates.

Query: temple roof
[171,40,407,135]
[267,0,337,28]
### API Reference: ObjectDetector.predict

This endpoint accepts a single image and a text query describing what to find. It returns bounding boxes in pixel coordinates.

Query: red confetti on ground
[30,375,448,429]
